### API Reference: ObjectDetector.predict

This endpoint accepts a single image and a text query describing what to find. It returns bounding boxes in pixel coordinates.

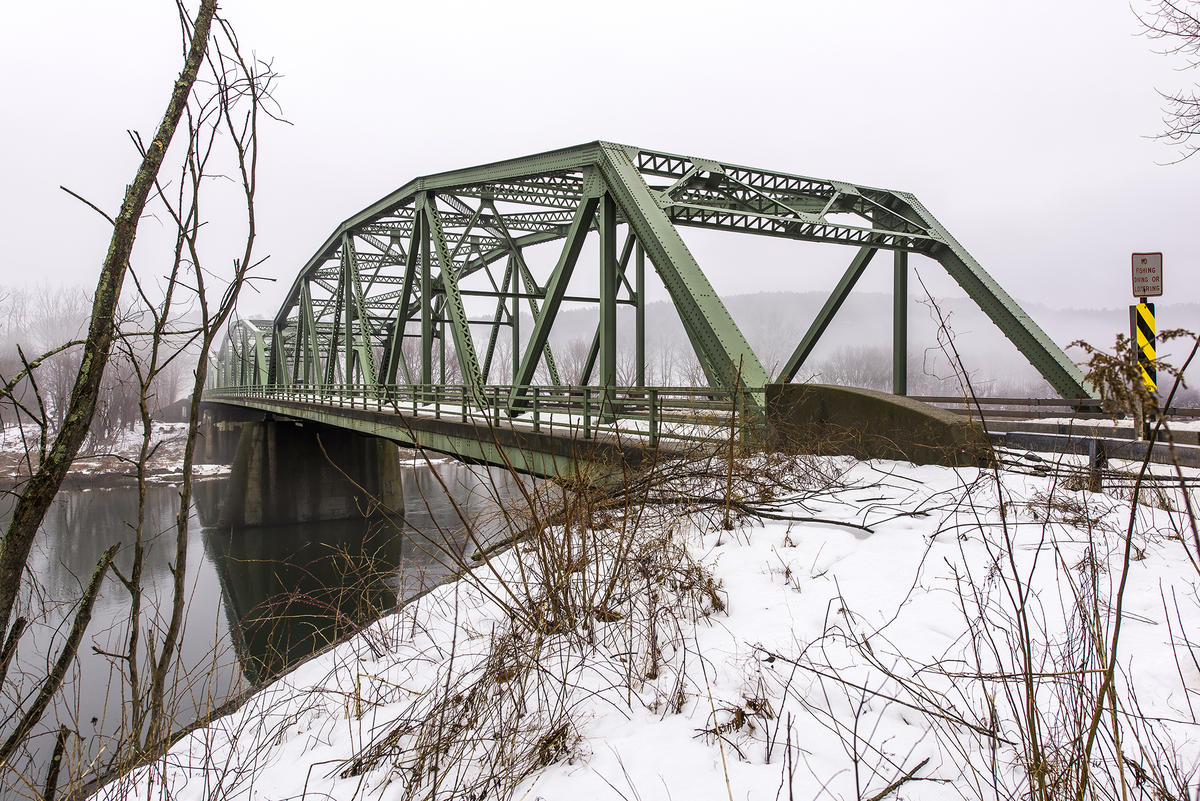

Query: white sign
[1132,252,1163,297]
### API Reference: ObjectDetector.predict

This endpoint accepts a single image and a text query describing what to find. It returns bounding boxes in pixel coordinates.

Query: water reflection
[24,485,184,606]
[0,456,526,796]
[203,519,402,684]
[198,459,524,682]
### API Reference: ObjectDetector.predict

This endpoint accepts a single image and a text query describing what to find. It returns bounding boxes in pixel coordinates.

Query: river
[0,457,524,798]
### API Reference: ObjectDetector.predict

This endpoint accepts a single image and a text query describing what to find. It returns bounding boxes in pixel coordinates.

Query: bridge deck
[205,384,747,479]
[205,385,1200,473]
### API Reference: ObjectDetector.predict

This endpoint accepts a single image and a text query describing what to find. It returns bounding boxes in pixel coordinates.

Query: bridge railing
[205,383,767,449]
[912,395,1200,420]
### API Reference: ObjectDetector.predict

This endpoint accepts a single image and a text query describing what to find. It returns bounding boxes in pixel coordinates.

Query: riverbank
[0,422,227,489]
[89,451,1200,800]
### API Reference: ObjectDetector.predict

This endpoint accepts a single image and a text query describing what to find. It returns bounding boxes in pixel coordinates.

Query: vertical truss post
[234,331,243,386]
[254,331,268,387]
[508,187,602,410]
[237,329,246,386]
[635,241,645,388]
[300,282,321,387]
[893,249,908,396]
[581,232,635,385]
[777,246,878,384]
[290,311,302,385]
[481,257,514,383]
[482,201,563,386]
[324,265,345,388]
[426,195,486,404]
[511,255,520,385]
[270,322,286,385]
[383,210,423,386]
[598,193,618,390]
[597,144,770,401]
[240,328,251,386]
[343,233,379,391]
[342,234,356,389]
[418,194,433,398]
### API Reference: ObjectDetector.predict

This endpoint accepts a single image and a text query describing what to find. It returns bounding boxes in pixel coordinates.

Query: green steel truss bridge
[206,142,1092,473]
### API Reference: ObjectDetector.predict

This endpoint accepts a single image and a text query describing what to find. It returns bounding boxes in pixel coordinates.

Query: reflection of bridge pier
[203,519,401,685]
[198,458,517,685]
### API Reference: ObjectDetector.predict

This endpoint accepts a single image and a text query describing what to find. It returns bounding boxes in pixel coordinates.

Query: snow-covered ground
[0,421,229,484]
[92,453,1199,800]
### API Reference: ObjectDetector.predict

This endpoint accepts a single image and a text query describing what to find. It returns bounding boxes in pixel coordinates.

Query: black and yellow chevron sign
[1133,302,1156,392]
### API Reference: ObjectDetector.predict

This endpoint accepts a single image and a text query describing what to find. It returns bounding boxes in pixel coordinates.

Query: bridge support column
[197,405,267,465]
[225,420,404,527]
[197,416,248,466]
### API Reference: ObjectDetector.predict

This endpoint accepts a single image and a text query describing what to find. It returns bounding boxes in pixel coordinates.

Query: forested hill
[542,291,1200,397]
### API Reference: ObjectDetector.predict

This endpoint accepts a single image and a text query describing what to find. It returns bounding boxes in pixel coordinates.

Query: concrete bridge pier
[197,404,269,466]
[224,419,404,527]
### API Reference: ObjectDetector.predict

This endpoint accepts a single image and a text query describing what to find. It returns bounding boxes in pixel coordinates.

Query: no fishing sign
[1132,252,1163,298]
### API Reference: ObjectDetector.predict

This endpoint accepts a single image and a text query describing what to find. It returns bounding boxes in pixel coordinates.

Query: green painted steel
[508,190,601,409]
[635,242,645,388]
[204,383,748,478]
[212,141,1094,435]
[894,192,1089,400]
[778,246,878,384]
[580,232,636,386]
[425,196,485,400]
[893,250,908,396]
[596,143,771,396]
[598,192,618,389]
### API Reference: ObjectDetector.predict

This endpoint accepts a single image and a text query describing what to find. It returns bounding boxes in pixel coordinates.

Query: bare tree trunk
[0,0,218,637]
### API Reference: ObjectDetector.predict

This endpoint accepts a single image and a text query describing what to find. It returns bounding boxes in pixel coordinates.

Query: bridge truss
[210,141,1092,414]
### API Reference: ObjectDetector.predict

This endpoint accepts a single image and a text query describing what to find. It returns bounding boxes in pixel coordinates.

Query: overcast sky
[2,0,1197,321]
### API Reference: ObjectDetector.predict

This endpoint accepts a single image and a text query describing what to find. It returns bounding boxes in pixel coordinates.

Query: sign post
[1130,253,1162,438]
[1130,301,1156,391]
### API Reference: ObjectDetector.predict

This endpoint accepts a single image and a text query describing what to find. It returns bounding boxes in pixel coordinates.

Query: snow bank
[0,421,227,483]
[92,455,1200,800]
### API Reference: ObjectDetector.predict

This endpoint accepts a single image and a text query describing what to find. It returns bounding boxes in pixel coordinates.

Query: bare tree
[1137,1,1200,160]
[0,1,279,793]
[115,11,278,757]
[0,0,218,643]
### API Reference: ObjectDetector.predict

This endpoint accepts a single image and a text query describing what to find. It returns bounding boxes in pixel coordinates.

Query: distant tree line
[0,285,193,453]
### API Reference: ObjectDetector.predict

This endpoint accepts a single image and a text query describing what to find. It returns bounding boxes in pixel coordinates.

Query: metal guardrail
[912,395,1200,420]
[913,395,1200,469]
[206,385,1200,470]
[205,383,764,449]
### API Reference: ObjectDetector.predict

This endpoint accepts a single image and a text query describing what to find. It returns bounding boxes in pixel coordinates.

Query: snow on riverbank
[92,455,1199,800]
[0,421,228,484]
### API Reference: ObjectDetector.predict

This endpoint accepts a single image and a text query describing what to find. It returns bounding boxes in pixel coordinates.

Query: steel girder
[226,318,273,388]
[220,141,1091,407]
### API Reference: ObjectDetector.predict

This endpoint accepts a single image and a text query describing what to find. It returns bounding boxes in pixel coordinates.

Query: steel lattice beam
[214,142,1090,408]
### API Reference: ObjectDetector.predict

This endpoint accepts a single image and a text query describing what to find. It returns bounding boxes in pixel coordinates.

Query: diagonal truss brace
[425,195,486,400]
[778,246,878,383]
[508,185,602,410]
[896,193,1091,399]
[596,143,770,399]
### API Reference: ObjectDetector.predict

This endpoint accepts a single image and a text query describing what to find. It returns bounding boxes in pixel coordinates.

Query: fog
[1,1,1197,382]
